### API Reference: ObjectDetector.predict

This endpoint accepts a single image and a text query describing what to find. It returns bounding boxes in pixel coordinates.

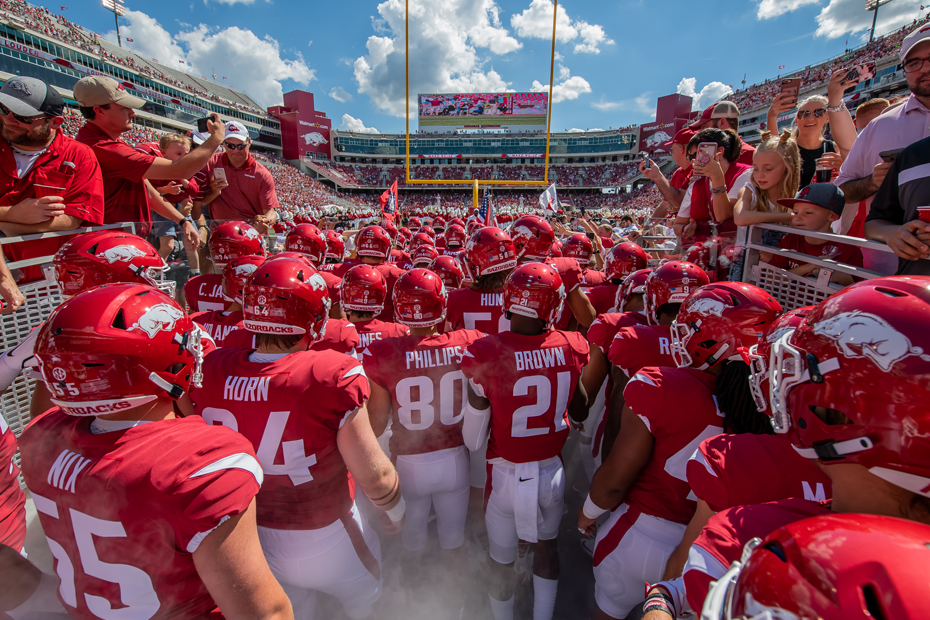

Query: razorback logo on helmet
[813,310,930,372]
[308,273,328,292]
[512,225,533,242]
[688,298,732,317]
[234,263,259,277]
[128,303,185,339]
[243,227,260,240]
[100,245,147,264]
[766,325,796,344]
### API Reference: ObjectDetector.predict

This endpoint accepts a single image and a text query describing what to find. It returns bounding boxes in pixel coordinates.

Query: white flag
[539,183,558,212]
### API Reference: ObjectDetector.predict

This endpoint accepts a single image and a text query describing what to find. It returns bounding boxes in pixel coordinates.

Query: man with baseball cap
[688,101,755,165]
[639,127,695,216]
[200,120,279,233]
[74,75,225,244]
[845,24,930,273]
[0,75,105,284]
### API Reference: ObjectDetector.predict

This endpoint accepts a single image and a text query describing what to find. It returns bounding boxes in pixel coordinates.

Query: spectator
[0,76,104,283]
[202,121,279,233]
[688,102,755,165]
[837,24,930,273]
[865,134,930,275]
[597,221,615,248]
[73,76,224,245]
[766,184,862,286]
[639,128,695,216]
[853,97,891,131]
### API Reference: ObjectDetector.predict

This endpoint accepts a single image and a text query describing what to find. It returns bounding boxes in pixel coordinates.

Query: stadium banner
[638,120,677,152]
[418,92,548,132]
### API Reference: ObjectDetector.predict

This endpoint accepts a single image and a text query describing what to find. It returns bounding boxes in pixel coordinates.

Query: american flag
[477,187,493,226]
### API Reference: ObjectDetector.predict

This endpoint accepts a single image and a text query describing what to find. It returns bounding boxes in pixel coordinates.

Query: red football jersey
[585,284,619,316]
[191,310,244,348]
[19,412,260,620]
[0,416,25,551]
[354,318,410,350]
[587,312,646,355]
[320,261,342,273]
[687,433,832,513]
[193,348,369,530]
[684,499,831,613]
[318,269,341,306]
[622,367,724,524]
[364,330,485,456]
[462,330,589,463]
[440,248,462,258]
[581,268,608,288]
[607,324,674,377]
[445,288,511,334]
[330,259,404,322]
[389,248,409,265]
[184,273,225,313]
[222,318,360,357]
[543,257,582,293]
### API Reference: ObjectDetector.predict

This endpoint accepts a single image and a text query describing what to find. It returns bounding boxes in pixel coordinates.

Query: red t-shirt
[669,166,693,191]
[137,142,199,203]
[184,274,225,313]
[75,122,155,236]
[462,330,589,463]
[191,310,244,348]
[193,348,368,529]
[600,237,615,250]
[0,416,25,551]
[364,329,485,456]
[766,234,864,271]
[444,287,510,334]
[204,153,279,222]
[19,411,260,619]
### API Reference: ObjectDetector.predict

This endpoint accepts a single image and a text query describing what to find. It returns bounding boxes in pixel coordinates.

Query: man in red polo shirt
[201,121,278,233]
[0,76,104,283]
[639,127,696,219]
[73,75,225,242]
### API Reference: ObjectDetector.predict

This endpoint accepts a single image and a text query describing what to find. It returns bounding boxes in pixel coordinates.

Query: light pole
[866,0,895,43]
[102,0,127,47]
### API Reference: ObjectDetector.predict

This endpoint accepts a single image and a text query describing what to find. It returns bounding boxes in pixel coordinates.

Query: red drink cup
[34,184,66,199]
[918,207,930,223]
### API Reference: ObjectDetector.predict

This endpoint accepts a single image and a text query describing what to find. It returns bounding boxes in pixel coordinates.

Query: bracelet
[179,216,195,227]
[583,494,608,520]
[643,591,676,618]
[384,496,405,522]
[710,186,727,195]
[826,102,846,113]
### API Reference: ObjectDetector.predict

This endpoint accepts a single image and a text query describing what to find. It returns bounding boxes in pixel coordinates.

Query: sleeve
[59,146,104,224]
[622,369,666,434]
[460,340,488,397]
[92,142,155,182]
[360,341,386,387]
[559,259,582,292]
[765,235,794,269]
[327,356,370,428]
[678,184,693,218]
[586,317,608,354]
[835,123,877,187]
[685,436,730,513]
[727,169,753,199]
[261,168,280,211]
[865,156,904,225]
[569,331,591,369]
[607,327,636,376]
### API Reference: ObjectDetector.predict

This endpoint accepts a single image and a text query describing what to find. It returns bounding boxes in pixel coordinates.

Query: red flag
[126,38,133,42]
[380,180,399,221]
[60,5,67,9]
[778,65,785,69]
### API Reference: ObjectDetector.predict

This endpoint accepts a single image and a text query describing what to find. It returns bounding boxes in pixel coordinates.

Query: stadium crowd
[0,15,930,620]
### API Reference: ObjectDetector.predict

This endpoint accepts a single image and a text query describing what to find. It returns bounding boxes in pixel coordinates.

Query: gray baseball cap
[0,76,64,117]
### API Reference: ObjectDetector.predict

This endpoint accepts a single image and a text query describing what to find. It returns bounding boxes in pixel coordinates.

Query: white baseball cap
[224,120,249,142]
[190,129,210,145]
[900,24,930,62]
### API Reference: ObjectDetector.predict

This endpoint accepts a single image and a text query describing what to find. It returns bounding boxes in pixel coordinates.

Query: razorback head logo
[242,227,260,240]
[689,298,731,317]
[129,303,185,339]
[813,310,930,372]
[307,273,327,292]
[100,245,147,264]
[234,263,258,277]
[8,80,31,96]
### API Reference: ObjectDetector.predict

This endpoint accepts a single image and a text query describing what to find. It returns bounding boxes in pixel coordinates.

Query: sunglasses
[0,103,48,124]
[223,141,249,151]
[797,108,827,120]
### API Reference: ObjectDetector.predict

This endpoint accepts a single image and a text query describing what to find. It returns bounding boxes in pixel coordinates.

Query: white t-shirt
[11,145,48,177]
[677,168,753,219]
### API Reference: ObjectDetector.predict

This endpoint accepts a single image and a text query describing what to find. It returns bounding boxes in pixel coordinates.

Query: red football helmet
[449,217,465,229]
[53,230,166,297]
[324,230,345,261]
[393,268,448,327]
[417,225,436,240]
[769,277,930,495]
[704,514,930,620]
[209,220,265,267]
[604,242,650,281]
[432,216,446,231]
[562,233,594,265]
[340,264,387,313]
[444,224,467,249]
[412,244,439,267]
[355,225,392,260]
[549,239,563,257]
[463,227,517,280]
[743,305,813,413]
[410,232,435,252]
[510,215,554,260]
[429,255,464,290]
[466,219,482,236]
[222,255,267,305]
[671,282,782,370]
[398,226,412,243]
[614,268,652,313]
[243,258,330,341]
[408,217,422,229]
[379,219,398,240]
[284,223,326,264]
[35,284,204,415]
[643,261,710,326]
[502,262,566,327]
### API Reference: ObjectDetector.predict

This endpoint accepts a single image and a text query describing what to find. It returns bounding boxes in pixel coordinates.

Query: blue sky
[60,0,926,133]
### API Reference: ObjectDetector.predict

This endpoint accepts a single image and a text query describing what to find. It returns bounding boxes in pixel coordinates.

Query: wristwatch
[179,216,195,228]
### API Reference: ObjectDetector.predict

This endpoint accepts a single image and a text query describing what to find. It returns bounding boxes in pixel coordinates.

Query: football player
[462,263,590,620]
[21,284,292,620]
[580,282,780,620]
[191,255,265,347]
[364,269,484,612]
[327,226,404,323]
[441,223,467,257]
[184,220,265,312]
[585,243,650,316]
[192,258,403,620]
[320,230,346,270]
[562,233,606,288]
[428,255,465,290]
[341,264,409,351]
[283,223,342,313]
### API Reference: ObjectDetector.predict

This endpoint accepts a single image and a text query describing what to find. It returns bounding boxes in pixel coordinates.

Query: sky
[58,0,928,134]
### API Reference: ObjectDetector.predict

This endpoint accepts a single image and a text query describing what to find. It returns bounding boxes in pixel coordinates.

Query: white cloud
[815,0,923,39]
[567,128,584,132]
[353,0,521,117]
[329,87,354,103]
[530,74,591,103]
[208,0,262,4]
[340,114,380,133]
[756,0,821,19]
[510,0,614,54]
[558,64,571,81]
[677,77,733,111]
[591,93,655,117]
[105,11,314,108]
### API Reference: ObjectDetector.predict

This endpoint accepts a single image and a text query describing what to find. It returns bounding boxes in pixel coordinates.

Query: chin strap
[793,436,874,461]
[148,372,184,400]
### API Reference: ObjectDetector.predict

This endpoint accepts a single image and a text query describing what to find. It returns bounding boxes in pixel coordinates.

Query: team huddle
[0,212,927,620]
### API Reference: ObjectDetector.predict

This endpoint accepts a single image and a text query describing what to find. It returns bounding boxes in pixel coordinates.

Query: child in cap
[761,183,862,285]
